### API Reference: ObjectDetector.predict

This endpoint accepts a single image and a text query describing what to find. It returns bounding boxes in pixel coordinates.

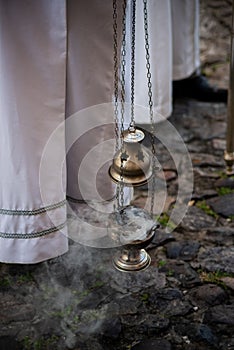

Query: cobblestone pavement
[200,0,232,90]
[1,2,234,350]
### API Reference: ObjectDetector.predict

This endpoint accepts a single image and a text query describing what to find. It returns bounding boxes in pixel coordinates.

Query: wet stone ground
[1,1,234,350]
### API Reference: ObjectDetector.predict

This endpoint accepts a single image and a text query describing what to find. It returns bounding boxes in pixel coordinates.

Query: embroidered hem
[0,199,66,216]
[0,222,66,239]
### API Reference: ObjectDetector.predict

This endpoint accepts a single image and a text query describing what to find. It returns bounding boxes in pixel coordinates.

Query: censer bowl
[108,206,159,272]
[113,226,157,272]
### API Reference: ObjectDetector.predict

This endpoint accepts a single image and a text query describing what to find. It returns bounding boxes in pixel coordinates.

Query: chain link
[119,0,127,209]
[120,0,127,141]
[113,0,127,210]
[143,0,156,217]
[130,0,136,129]
[113,0,120,151]
[113,0,156,214]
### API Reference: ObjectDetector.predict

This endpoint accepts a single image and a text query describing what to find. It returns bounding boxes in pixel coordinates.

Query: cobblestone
[1,1,234,349]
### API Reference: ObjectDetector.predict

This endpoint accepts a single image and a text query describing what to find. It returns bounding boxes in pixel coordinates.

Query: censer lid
[123,128,145,143]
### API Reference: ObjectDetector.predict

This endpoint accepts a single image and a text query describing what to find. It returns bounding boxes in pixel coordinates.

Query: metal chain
[119,0,127,209]
[113,0,155,214]
[113,0,120,211]
[113,0,127,210]
[113,0,120,151]
[130,0,136,129]
[120,0,127,141]
[143,0,156,217]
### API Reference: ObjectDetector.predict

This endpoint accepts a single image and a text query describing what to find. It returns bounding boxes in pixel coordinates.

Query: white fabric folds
[0,0,199,263]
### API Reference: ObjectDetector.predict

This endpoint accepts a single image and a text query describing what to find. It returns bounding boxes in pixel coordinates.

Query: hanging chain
[113,0,120,211]
[113,0,156,213]
[113,0,127,210]
[119,0,127,209]
[130,0,136,130]
[143,0,156,217]
[120,0,127,142]
[113,0,120,151]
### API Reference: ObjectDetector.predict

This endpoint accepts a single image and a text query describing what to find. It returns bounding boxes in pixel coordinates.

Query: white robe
[0,0,199,263]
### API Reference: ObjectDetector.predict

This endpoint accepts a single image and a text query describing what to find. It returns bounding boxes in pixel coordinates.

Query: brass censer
[109,0,158,271]
[109,206,159,271]
[109,126,153,187]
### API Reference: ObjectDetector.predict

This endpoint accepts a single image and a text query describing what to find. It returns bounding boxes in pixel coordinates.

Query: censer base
[113,248,151,272]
